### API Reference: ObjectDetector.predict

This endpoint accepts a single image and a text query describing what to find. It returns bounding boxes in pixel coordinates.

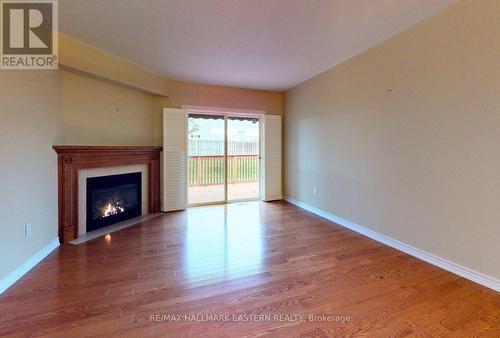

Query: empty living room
[0,0,499,337]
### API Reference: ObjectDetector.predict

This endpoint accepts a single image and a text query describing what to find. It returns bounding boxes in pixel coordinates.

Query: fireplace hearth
[86,172,142,232]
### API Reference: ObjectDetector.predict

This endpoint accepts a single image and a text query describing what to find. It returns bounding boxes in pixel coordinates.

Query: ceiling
[59,0,456,91]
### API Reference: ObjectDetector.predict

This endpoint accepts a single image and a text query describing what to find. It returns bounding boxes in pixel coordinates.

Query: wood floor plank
[0,201,498,337]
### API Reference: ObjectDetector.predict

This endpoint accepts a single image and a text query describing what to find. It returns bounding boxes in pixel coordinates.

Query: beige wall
[284,0,500,279]
[167,79,283,116]
[62,70,158,145]
[0,70,63,281]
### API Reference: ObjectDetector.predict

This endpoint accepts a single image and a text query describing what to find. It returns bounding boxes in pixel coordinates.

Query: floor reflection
[184,202,263,280]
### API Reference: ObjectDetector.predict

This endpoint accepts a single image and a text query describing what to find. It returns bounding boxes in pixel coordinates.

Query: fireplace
[53,145,161,242]
[86,172,142,232]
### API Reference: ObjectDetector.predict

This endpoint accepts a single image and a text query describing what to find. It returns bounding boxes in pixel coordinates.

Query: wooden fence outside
[188,155,259,186]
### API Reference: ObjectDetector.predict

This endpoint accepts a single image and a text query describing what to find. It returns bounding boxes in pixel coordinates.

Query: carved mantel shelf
[53,145,162,243]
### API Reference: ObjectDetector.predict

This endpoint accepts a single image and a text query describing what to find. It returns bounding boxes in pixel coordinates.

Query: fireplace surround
[53,145,162,243]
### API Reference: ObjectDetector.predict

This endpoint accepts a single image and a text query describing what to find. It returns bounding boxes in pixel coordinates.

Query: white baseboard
[284,196,499,292]
[0,238,60,294]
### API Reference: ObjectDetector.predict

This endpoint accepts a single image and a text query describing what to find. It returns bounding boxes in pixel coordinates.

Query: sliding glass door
[187,113,260,205]
[227,116,260,201]
[188,114,225,205]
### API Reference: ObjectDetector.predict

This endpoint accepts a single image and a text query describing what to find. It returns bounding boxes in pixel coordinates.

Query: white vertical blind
[262,115,282,201]
[162,108,188,211]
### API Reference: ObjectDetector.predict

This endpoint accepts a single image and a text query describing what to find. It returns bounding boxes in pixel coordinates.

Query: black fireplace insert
[86,172,142,232]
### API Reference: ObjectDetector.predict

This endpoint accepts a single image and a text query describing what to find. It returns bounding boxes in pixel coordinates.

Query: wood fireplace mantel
[53,145,162,243]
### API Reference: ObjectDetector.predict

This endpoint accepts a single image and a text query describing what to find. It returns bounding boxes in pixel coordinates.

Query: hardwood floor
[0,201,498,337]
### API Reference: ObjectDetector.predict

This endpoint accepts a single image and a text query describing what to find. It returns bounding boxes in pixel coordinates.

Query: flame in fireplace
[102,202,125,217]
